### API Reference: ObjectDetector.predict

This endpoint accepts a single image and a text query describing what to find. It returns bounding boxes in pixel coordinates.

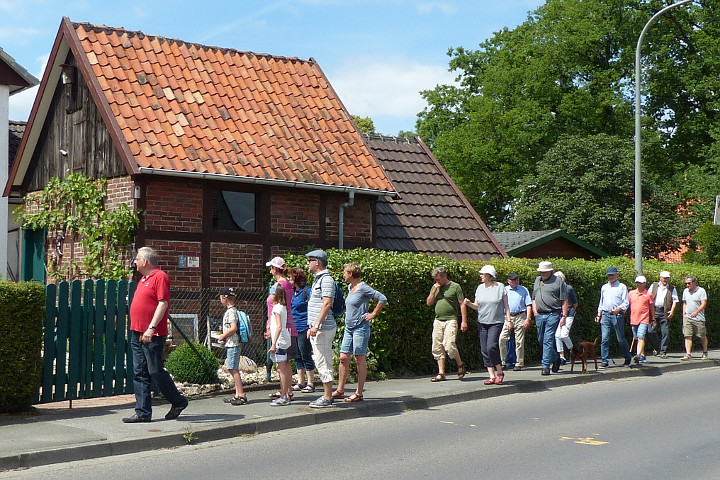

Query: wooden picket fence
[38,279,137,403]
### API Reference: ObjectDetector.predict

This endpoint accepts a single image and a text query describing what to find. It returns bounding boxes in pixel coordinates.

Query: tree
[416,0,717,229]
[504,134,687,258]
[351,115,375,134]
[15,174,140,280]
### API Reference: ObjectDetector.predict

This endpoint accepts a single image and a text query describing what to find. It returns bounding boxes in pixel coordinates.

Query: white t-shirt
[222,307,239,348]
[271,303,291,349]
[683,286,708,322]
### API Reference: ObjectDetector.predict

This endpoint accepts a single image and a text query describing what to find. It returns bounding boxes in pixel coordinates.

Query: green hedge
[0,281,45,412]
[284,249,720,375]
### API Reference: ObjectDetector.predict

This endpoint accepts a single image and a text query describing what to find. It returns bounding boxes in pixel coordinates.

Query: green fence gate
[38,279,137,403]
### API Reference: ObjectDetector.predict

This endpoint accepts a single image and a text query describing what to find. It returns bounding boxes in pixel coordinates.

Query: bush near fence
[282,249,720,375]
[0,281,45,413]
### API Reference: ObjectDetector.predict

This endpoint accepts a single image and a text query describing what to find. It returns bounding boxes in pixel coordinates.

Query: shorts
[631,324,648,339]
[683,317,707,337]
[225,345,240,370]
[340,321,371,356]
[270,348,288,363]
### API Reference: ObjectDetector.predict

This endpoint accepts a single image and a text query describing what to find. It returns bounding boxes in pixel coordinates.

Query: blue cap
[306,249,328,266]
[606,266,619,275]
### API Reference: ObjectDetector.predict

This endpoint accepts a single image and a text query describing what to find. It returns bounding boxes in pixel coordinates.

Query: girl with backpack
[218,287,247,405]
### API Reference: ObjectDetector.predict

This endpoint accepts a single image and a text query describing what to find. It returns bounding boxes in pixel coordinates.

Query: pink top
[266,278,298,337]
[629,289,654,326]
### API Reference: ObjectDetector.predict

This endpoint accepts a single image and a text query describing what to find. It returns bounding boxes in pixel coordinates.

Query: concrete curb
[2,358,718,471]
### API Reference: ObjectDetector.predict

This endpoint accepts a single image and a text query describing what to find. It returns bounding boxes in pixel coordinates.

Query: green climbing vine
[14,174,140,280]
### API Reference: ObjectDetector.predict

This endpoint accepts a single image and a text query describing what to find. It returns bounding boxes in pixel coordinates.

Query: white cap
[659,271,671,278]
[635,275,647,283]
[479,265,497,278]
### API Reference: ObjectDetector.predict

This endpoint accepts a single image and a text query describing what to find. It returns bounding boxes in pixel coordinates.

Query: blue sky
[2,0,544,136]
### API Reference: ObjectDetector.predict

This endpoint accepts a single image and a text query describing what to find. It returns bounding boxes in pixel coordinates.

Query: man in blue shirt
[499,272,533,371]
[595,266,632,367]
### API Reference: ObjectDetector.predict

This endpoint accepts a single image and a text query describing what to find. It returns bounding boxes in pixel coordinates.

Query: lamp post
[634,0,694,275]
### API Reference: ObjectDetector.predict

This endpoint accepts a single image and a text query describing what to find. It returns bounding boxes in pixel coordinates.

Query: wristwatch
[148,325,156,329]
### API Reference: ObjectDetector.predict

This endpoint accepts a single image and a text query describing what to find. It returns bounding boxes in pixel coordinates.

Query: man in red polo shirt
[122,247,188,423]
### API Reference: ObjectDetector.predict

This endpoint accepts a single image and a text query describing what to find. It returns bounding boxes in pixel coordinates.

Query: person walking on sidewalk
[681,275,709,361]
[532,261,569,376]
[334,262,387,402]
[123,247,188,423]
[218,287,247,405]
[306,249,338,408]
[553,271,578,367]
[595,266,633,368]
[499,272,532,372]
[464,265,510,385]
[647,271,678,358]
[427,266,468,382]
[628,276,654,364]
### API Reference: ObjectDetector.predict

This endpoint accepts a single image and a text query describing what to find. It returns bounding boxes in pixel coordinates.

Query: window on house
[212,190,256,232]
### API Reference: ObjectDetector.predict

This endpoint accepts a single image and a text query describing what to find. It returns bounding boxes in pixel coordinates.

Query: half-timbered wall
[25,51,126,193]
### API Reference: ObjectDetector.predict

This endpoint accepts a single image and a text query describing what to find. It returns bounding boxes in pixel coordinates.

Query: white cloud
[328,56,457,121]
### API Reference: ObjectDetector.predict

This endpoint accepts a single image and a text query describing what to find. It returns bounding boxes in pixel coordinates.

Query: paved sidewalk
[1,351,718,471]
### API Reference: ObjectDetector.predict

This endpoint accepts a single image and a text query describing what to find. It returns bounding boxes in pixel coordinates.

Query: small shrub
[165,342,219,384]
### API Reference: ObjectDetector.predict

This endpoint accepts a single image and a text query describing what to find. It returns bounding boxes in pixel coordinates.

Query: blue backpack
[235,310,252,343]
[315,273,346,318]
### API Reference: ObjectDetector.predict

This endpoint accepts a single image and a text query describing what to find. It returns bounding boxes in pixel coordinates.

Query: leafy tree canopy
[416,0,718,232]
[351,115,376,134]
[504,134,687,258]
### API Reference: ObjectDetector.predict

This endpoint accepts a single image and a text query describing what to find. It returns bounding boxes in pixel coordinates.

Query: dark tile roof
[492,230,559,251]
[8,121,25,170]
[366,135,505,260]
[493,229,609,258]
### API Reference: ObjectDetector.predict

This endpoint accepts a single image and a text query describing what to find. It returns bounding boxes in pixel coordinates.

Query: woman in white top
[463,265,510,385]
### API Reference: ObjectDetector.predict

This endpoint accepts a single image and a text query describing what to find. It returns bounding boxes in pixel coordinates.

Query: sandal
[292,383,306,391]
[230,395,248,405]
[270,396,290,406]
[269,391,294,400]
[484,378,495,385]
[345,393,363,402]
[331,390,345,399]
[431,374,446,382]
[457,363,467,379]
[301,384,316,393]
[494,373,505,385]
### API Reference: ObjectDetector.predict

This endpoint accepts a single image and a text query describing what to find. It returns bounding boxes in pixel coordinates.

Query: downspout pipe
[338,189,355,250]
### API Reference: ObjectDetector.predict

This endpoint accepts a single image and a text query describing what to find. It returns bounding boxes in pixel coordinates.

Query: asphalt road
[4,367,720,480]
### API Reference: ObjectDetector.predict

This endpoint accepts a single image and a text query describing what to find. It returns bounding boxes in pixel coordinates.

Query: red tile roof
[8,18,394,195]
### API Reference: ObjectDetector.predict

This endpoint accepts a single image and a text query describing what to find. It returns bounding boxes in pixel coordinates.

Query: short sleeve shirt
[130,268,170,335]
[433,281,463,321]
[628,289,654,326]
[222,306,240,347]
[308,270,337,330]
[683,287,708,322]
[474,282,506,325]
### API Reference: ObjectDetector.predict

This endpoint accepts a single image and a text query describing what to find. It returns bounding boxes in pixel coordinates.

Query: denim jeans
[646,310,670,354]
[600,313,632,363]
[295,330,315,371]
[535,312,560,367]
[130,330,185,419]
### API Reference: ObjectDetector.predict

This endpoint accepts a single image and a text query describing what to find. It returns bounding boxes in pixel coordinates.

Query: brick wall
[270,191,320,237]
[210,242,264,289]
[144,180,202,232]
[144,239,202,290]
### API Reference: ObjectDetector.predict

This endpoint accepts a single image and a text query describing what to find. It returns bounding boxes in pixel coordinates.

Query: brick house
[5,18,397,293]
